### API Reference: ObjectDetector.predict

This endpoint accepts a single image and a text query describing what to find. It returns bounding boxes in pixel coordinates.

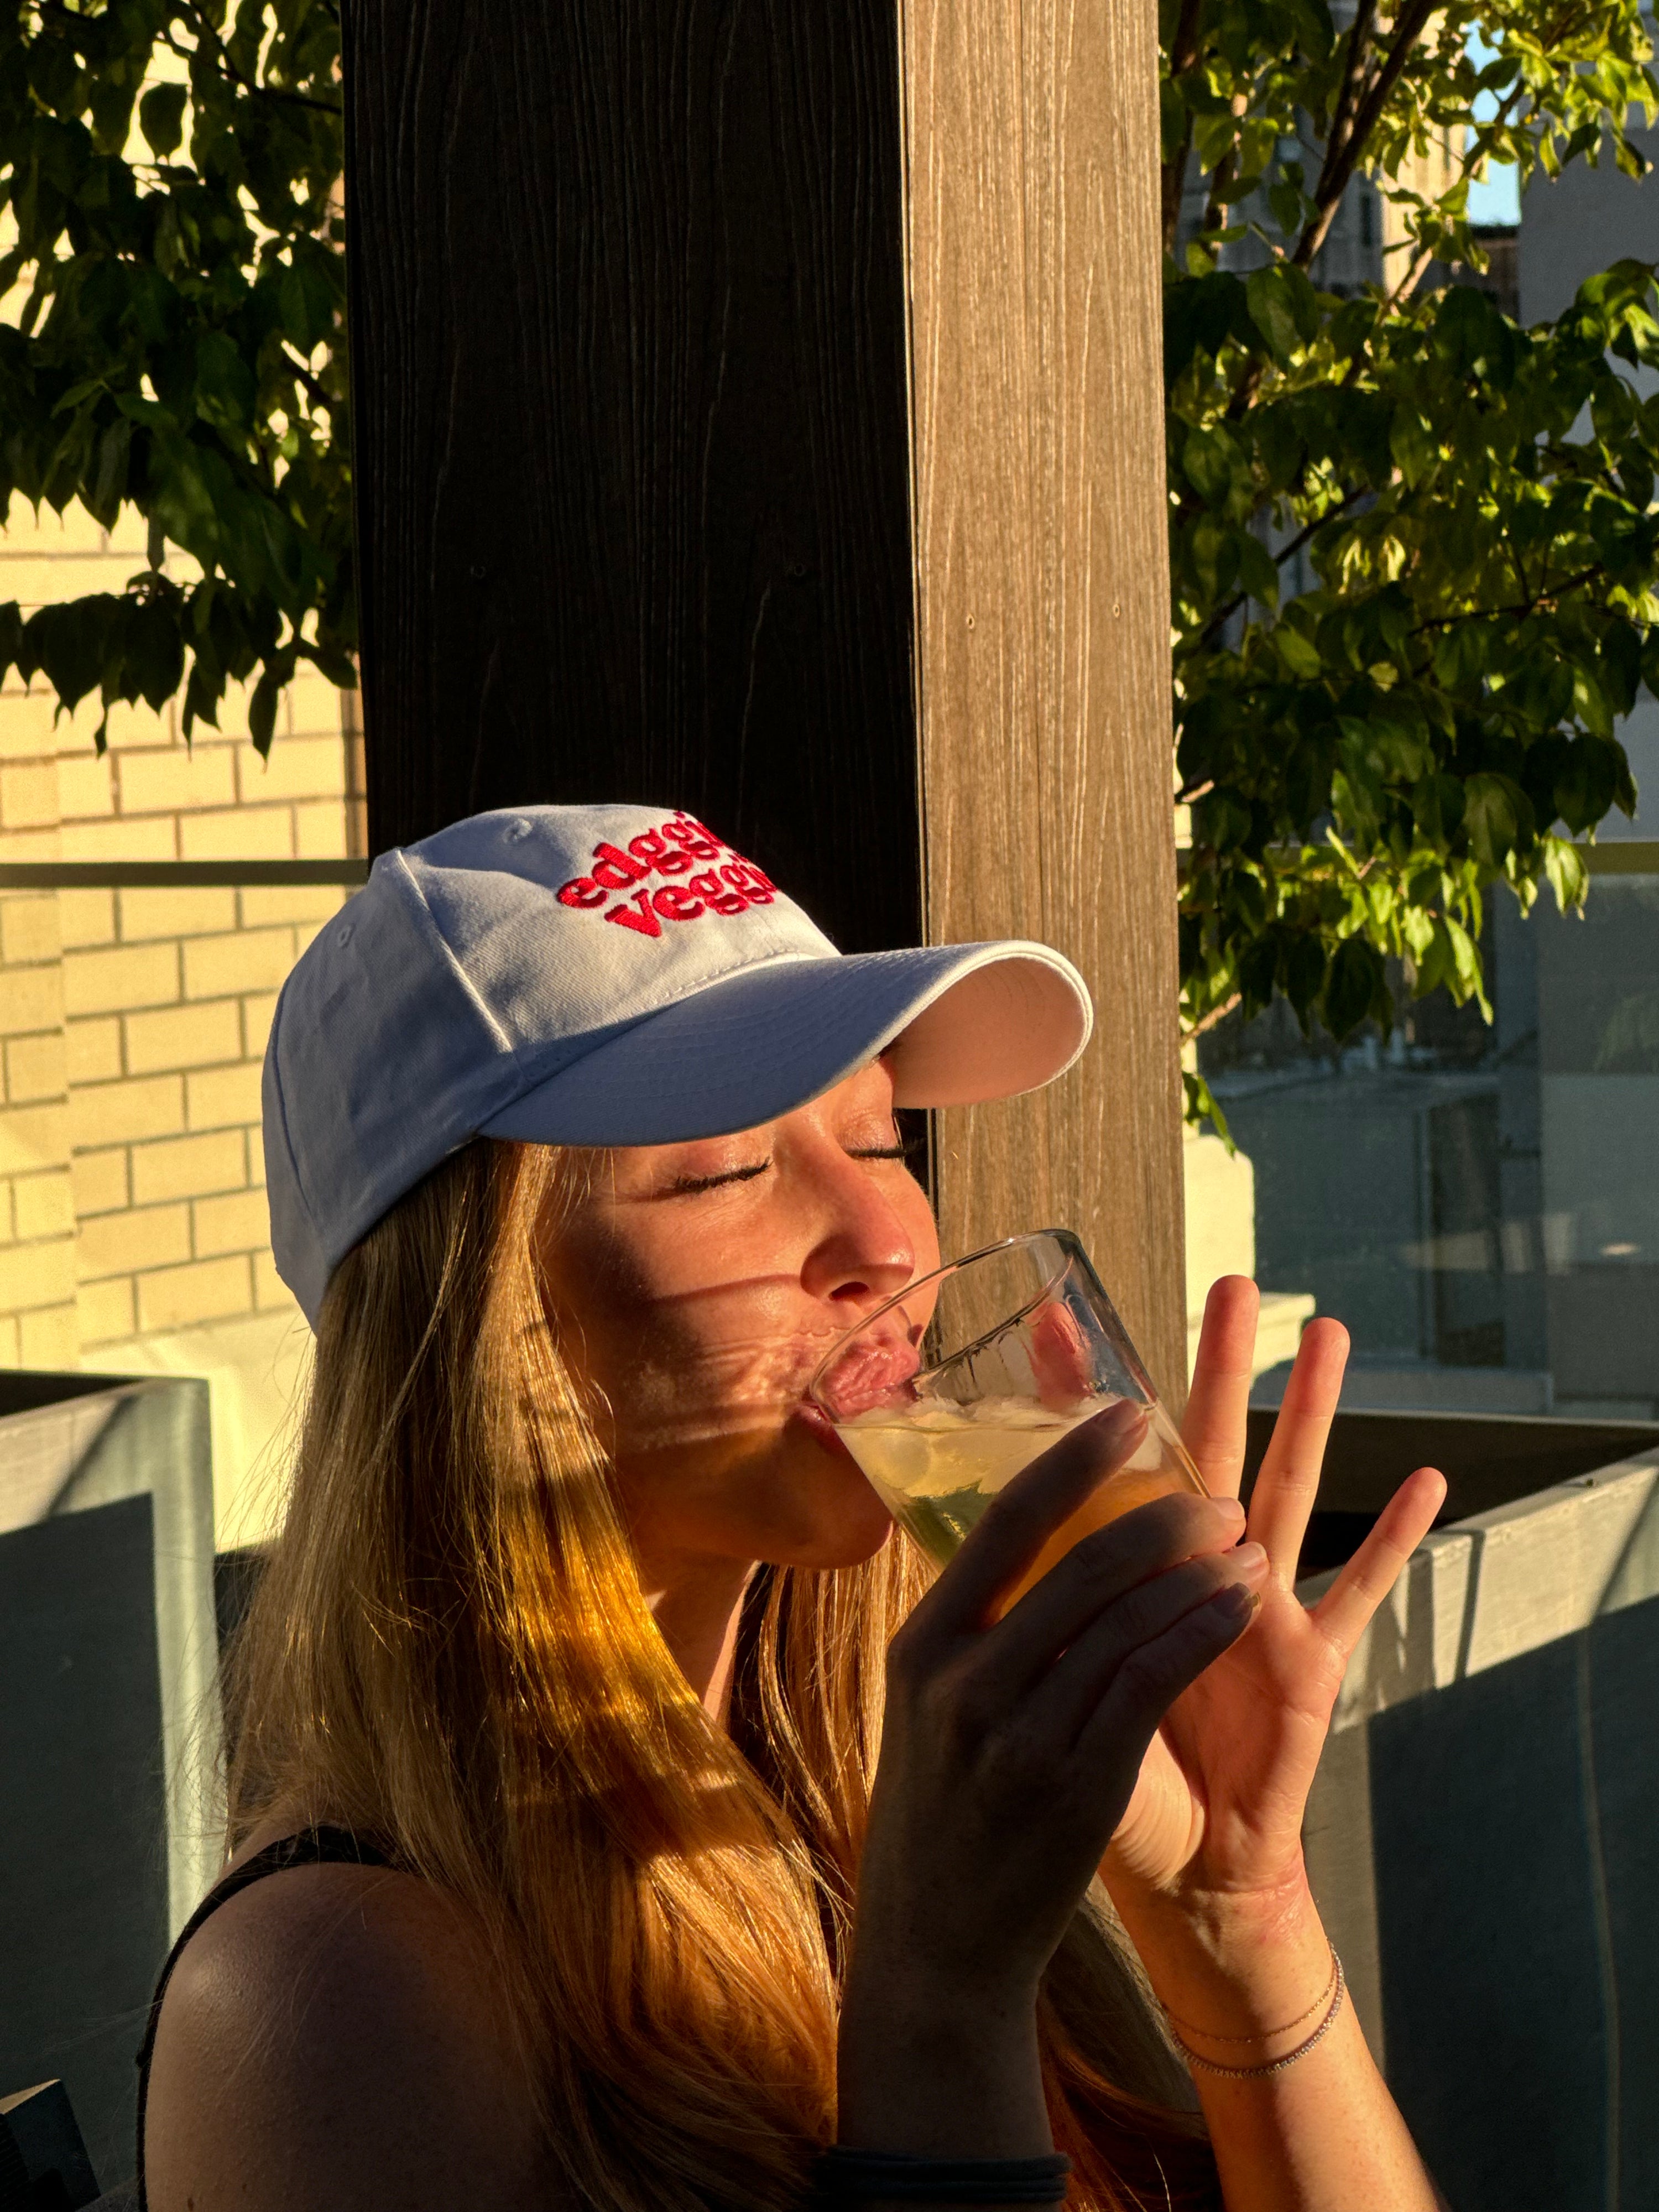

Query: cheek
[547,1227,826,1447]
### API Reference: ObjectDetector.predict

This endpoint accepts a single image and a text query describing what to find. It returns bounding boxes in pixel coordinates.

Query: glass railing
[1202,846,1659,1421]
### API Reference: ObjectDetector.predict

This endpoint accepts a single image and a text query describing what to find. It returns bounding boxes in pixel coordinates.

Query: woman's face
[536,1061,939,1576]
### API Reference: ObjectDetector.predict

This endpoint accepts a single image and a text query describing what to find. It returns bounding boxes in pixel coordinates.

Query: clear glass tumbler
[808,1229,1207,1607]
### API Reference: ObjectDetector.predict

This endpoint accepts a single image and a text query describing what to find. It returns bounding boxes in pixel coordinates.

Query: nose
[798,1147,918,1313]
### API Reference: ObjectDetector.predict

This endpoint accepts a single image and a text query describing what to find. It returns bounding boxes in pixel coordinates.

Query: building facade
[0,493,359,1541]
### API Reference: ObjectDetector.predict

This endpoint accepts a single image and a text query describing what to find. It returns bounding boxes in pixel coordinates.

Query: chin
[785,1499,896,1571]
[755,1419,899,1569]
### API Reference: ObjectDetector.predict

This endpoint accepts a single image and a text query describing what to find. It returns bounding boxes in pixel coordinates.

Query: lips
[811,1327,922,1423]
[790,1400,855,1459]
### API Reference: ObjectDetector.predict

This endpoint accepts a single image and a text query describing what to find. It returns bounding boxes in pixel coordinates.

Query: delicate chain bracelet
[1160,1941,1339,2047]
[1166,1950,1347,2081]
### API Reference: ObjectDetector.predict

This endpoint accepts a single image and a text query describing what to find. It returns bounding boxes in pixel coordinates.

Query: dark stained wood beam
[341,0,1188,1396]
[342,0,920,956]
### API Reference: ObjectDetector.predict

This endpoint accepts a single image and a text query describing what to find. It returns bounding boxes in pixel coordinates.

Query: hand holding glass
[809,1230,1207,1609]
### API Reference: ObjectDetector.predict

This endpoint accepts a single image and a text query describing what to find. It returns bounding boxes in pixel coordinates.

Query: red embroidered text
[556,816,778,937]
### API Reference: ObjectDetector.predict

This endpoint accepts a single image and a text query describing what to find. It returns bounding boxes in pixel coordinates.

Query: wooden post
[899,1,1188,1396]
[341,0,1186,1394]
[340,2,921,957]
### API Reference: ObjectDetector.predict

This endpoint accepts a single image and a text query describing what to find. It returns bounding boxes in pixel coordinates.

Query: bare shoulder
[144,1853,557,2211]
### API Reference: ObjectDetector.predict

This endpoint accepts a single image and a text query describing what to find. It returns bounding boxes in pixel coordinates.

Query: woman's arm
[841,1295,1446,2212]
[1100,1280,1446,2211]
[1114,1876,1436,2211]
[839,1401,1266,2179]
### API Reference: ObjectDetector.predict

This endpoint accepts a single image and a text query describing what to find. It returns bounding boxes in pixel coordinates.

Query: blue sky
[1466,27,1522,225]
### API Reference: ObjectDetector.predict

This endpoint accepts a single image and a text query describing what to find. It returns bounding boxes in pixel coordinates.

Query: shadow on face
[535,1061,941,1575]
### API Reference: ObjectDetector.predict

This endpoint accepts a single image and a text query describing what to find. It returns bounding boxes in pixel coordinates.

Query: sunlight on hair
[219,1139,1215,2212]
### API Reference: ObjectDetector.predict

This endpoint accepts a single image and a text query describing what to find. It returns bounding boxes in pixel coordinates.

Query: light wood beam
[900,0,1189,1399]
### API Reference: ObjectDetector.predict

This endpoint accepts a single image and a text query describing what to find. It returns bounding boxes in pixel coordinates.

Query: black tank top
[132,1826,393,2212]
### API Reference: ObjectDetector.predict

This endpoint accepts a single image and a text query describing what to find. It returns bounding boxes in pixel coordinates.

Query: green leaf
[1239,930,1281,1013]
[1183,425,1237,502]
[24,599,113,719]
[0,602,23,684]
[1245,263,1318,365]
[1274,624,1323,680]
[1282,931,1327,1020]
[1544,836,1589,913]
[1463,773,1532,871]
[88,417,132,526]
[1182,1070,1233,1150]
[194,329,256,427]
[1551,739,1622,834]
[139,84,189,160]
[279,251,338,353]
[123,597,186,711]
[1235,531,1280,611]
[248,664,283,755]
[1323,936,1386,1042]
[1412,771,1464,844]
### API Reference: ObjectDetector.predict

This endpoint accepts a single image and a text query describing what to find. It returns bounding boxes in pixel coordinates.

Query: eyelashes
[662,1141,910,1198]
[665,1160,771,1197]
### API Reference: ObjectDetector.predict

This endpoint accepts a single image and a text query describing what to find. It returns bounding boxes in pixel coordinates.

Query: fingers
[1029,1301,1093,1408]
[1246,1317,1349,1584]
[1033,1540,1269,1745]
[1181,1276,1260,1500]
[1312,1465,1447,1658]
[1074,1582,1258,1773]
[988,1487,1249,1692]
[920,1399,1149,1632]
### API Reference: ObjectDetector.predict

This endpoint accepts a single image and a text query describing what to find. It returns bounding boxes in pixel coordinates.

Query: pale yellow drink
[837,1394,1196,1610]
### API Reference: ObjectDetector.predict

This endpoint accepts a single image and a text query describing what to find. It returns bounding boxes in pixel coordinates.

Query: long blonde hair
[225,1139,1216,2212]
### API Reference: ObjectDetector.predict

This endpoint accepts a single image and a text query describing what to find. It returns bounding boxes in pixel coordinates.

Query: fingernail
[1093,1399,1146,1437]
[1233,1540,1269,1582]
[1217,1496,1246,1525]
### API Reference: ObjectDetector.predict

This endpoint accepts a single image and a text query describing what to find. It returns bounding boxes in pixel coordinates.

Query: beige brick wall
[65,881,346,1348]
[0,884,76,1369]
[1,492,355,1540]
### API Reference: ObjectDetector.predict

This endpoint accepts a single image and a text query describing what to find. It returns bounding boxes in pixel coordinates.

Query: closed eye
[847,1144,909,1163]
[663,1159,771,1196]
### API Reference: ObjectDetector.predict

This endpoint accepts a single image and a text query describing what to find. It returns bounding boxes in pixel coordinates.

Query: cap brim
[479,942,1092,1148]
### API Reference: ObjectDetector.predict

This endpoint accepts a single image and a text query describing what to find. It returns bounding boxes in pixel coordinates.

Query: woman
[142,804,1448,2212]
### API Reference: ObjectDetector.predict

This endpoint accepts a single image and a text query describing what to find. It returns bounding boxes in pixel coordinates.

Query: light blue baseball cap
[263,804,1093,1326]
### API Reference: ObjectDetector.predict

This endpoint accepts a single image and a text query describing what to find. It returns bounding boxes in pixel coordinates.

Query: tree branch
[1381,77,1533,315]
[1410,565,1603,638]
[164,3,342,114]
[1200,149,1237,240]
[1293,0,1439,269]
[1161,0,1206,252]
[1321,0,1379,201]
[1182,992,1244,1040]
[1193,488,1367,644]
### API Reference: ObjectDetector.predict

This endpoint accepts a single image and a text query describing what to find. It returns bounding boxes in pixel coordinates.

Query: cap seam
[388,848,515,1052]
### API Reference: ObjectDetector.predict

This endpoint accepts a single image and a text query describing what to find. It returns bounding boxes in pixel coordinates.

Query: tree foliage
[1165,0,1659,1129]
[3,0,1657,1112]
[0,0,349,751]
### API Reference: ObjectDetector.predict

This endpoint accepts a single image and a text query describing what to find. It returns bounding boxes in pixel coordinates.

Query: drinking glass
[808,1230,1206,1607]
